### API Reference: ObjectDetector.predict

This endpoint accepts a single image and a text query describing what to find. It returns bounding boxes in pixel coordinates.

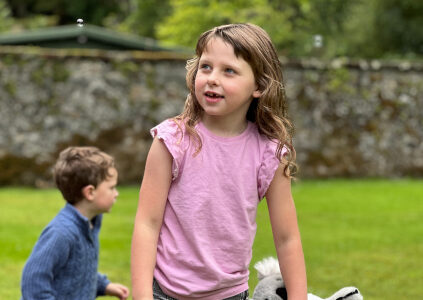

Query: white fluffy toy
[252,257,363,300]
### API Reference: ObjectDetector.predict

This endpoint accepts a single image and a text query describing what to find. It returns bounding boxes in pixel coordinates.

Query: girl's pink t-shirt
[150,119,281,300]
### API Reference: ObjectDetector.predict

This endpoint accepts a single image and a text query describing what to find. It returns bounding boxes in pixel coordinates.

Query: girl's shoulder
[151,118,190,180]
[248,123,279,156]
[151,118,185,139]
[151,118,193,148]
[250,123,290,160]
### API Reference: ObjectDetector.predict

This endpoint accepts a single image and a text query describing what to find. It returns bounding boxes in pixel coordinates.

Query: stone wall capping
[0,45,193,62]
[2,46,423,70]
[281,55,423,72]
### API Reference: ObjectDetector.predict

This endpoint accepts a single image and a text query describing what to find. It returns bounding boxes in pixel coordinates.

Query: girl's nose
[207,72,219,86]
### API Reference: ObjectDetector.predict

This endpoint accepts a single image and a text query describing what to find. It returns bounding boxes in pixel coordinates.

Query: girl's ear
[252,89,262,99]
[81,185,96,201]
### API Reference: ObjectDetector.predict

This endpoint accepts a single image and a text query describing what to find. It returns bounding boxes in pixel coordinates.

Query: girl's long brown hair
[174,23,297,177]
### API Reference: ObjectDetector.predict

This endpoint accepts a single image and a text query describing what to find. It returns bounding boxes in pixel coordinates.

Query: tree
[155,0,360,57]
[0,0,14,32]
[3,0,423,58]
[156,0,294,53]
[337,0,423,59]
[114,0,172,38]
[372,0,423,58]
[5,0,124,26]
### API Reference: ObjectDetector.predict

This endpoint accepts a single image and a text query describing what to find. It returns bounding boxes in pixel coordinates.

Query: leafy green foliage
[372,0,423,58]
[156,0,295,51]
[155,0,423,59]
[2,0,423,58]
[0,0,14,32]
[109,0,172,38]
[154,0,364,58]
[5,0,123,26]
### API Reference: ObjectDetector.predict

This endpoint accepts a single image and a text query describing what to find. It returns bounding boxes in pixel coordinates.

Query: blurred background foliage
[1,0,423,59]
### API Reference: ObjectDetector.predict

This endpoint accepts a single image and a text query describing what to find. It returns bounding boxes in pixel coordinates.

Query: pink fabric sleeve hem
[150,120,184,180]
[258,142,288,200]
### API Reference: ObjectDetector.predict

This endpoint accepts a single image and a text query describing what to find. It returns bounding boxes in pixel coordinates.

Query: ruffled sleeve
[150,119,187,180]
[257,141,288,200]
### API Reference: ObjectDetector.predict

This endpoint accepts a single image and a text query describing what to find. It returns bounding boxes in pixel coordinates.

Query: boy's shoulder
[44,204,91,240]
[30,211,76,257]
[41,209,75,237]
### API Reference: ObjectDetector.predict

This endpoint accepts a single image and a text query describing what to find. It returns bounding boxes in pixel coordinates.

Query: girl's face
[195,37,261,125]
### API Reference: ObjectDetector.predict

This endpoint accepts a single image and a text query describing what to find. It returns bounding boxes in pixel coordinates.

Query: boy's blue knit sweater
[21,203,110,299]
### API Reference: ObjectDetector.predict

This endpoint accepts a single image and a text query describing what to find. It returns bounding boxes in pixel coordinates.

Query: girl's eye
[200,64,211,70]
[225,68,235,74]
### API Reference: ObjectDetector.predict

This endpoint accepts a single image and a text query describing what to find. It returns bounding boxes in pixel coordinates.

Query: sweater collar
[62,203,102,240]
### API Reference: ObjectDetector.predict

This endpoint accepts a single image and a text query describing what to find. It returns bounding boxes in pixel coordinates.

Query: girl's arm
[265,164,307,300]
[131,138,173,300]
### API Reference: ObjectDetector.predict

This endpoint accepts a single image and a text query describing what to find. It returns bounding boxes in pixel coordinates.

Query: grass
[1,179,421,299]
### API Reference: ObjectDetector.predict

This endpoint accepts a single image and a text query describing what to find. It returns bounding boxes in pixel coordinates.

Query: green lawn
[1,179,421,299]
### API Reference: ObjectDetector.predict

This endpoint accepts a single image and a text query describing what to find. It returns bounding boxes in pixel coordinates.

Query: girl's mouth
[205,91,224,102]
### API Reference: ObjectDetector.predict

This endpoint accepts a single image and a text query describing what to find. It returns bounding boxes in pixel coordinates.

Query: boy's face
[92,167,119,214]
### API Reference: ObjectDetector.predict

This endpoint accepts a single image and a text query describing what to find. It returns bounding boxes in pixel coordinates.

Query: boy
[21,146,130,300]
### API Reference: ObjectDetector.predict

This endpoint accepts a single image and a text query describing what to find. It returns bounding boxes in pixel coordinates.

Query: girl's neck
[201,115,249,137]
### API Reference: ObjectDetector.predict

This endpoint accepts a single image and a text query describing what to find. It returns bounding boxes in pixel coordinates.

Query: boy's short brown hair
[53,146,115,205]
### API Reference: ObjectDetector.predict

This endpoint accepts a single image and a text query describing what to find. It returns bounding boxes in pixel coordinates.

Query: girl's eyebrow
[198,58,210,64]
[221,62,241,73]
[199,58,241,71]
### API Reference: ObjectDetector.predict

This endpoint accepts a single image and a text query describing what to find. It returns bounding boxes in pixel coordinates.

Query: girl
[131,23,307,300]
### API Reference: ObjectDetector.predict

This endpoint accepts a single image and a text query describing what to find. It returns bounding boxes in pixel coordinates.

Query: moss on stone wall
[112,60,139,77]
[326,67,353,93]
[0,154,50,186]
[4,81,16,96]
[52,62,70,82]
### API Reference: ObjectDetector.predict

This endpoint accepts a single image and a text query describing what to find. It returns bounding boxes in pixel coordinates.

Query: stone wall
[284,58,423,178]
[0,47,422,186]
